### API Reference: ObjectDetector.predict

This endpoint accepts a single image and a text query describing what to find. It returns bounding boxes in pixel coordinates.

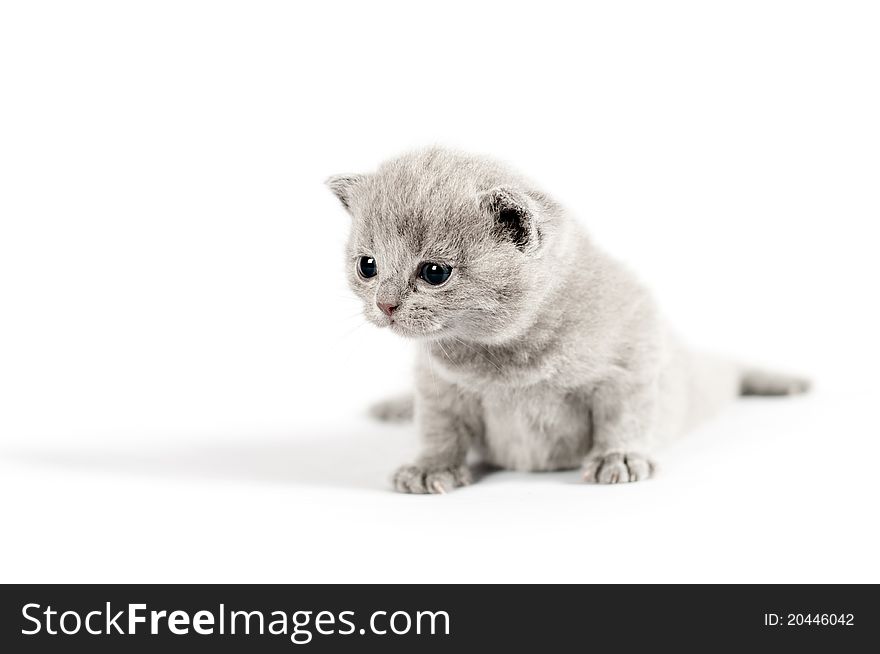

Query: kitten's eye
[357,256,377,279]
[420,262,452,286]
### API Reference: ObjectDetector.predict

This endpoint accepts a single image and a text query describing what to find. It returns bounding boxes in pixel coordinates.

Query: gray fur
[328,147,809,493]
[368,394,415,423]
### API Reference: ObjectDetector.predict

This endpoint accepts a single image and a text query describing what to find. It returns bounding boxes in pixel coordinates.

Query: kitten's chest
[477,386,591,472]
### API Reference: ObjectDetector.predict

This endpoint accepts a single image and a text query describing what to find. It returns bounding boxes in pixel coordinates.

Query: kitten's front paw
[392,464,472,494]
[582,451,655,484]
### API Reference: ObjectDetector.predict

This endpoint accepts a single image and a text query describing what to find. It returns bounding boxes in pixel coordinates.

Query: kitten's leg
[392,362,482,494]
[582,379,658,484]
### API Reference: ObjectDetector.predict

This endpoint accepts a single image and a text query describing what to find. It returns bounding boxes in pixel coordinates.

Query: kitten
[327,147,809,494]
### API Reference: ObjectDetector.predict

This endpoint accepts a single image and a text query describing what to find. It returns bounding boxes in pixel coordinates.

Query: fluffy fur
[327,148,809,493]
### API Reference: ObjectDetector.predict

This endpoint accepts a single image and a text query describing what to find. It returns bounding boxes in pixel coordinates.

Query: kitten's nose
[377,301,397,317]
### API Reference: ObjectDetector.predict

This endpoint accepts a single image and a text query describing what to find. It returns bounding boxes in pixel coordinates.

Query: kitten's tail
[365,369,808,426]
[368,394,415,423]
[739,368,811,397]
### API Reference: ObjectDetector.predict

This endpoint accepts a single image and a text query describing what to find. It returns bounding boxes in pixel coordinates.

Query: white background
[1,1,878,583]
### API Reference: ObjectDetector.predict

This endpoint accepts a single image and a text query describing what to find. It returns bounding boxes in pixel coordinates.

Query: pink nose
[377,302,397,317]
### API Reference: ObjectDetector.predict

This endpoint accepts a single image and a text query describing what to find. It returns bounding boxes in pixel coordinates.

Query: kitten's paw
[392,464,472,494]
[582,451,655,484]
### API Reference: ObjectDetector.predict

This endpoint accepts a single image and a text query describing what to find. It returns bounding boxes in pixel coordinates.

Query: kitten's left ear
[478,186,539,252]
[325,173,365,212]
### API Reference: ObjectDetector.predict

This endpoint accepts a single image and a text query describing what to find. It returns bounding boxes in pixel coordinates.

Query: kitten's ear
[325,173,365,212]
[478,186,538,252]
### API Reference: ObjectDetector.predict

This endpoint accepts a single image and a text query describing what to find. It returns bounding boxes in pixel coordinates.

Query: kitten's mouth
[369,310,444,339]
[388,319,442,339]
[389,321,417,337]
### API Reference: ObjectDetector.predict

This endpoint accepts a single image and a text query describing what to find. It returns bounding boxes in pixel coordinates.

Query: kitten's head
[327,148,563,343]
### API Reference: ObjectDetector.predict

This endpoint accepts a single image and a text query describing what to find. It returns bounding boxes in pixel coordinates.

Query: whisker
[435,339,453,362]
[336,319,368,340]
[450,336,504,373]
[423,342,440,403]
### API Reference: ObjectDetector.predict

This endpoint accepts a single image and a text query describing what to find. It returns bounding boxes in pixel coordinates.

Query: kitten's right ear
[325,174,365,212]
[478,186,539,252]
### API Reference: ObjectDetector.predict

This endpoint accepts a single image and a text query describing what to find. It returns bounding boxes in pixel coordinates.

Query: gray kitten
[327,147,809,494]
